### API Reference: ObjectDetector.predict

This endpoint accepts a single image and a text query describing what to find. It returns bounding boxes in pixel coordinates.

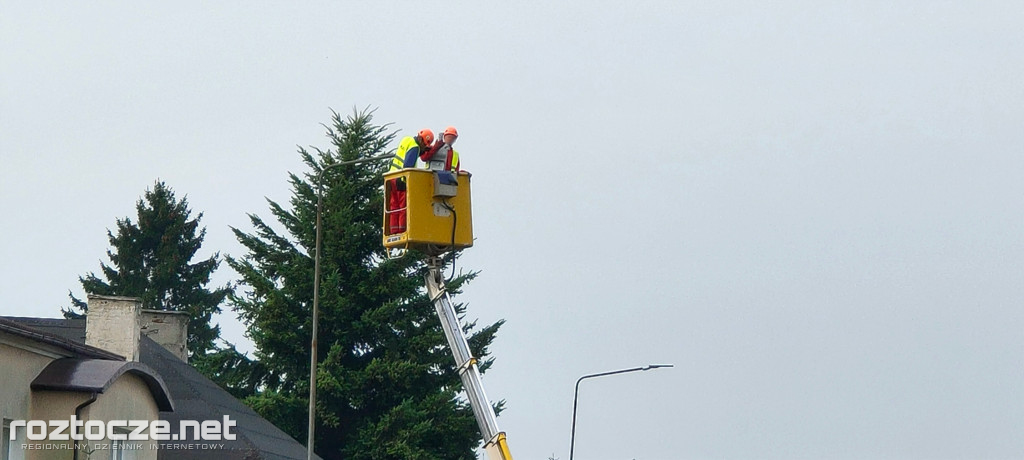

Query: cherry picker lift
[382,168,513,460]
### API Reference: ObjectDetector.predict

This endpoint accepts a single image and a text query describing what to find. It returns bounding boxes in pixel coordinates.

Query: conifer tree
[66,181,229,356]
[227,108,504,459]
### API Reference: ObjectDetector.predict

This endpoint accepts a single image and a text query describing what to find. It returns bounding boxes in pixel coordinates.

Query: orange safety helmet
[416,128,435,146]
[442,126,458,138]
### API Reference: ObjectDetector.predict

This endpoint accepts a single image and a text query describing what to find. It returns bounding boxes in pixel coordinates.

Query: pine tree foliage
[66,181,229,356]
[227,108,504,459]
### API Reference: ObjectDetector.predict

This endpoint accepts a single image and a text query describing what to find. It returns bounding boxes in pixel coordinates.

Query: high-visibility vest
[390,136,421,171]
[450,150,460,172]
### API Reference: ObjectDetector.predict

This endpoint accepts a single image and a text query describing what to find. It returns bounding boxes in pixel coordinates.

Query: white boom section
[424,264,513,460]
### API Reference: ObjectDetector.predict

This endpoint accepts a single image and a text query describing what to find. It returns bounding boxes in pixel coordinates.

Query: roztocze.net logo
[9,416,236,441]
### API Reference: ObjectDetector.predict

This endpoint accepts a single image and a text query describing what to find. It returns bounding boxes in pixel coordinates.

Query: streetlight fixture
[569,364,674,460]
[307,152,392,460]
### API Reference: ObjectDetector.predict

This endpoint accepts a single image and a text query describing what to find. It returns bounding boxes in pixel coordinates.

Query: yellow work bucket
[383,169,473,254]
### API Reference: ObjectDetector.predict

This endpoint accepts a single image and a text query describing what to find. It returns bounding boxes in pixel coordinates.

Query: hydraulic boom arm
[424,257,513,460]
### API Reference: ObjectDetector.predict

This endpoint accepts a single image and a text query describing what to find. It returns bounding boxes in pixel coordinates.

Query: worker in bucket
[421,126,461,173]
[387,128,435,234]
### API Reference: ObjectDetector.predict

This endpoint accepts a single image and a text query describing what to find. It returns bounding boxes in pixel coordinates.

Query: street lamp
[307,152,392,460]
[569,364,674,460]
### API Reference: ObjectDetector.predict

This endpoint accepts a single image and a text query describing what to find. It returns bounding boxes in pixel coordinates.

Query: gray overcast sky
[2,2,1022,459]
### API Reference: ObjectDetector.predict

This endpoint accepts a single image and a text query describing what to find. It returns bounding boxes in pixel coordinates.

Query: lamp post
[308,152,392,460]
[569,364,674,460]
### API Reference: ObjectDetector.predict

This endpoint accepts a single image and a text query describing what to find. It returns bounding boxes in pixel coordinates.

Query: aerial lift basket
[383,169,473,255]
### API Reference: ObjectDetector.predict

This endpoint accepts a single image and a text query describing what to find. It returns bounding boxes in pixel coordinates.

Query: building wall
[83,374,160,458]
[26,390,88,460]
[0,340,73,460]
[27,377,160,460]
[0,342,58,429]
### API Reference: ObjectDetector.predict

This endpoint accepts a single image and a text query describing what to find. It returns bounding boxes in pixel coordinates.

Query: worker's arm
[402,147,420,168]
[420,142,441,162]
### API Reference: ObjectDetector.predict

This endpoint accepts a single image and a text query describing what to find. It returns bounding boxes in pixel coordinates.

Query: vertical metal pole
[306,152,392,460]
[569,376,584,460]
[308,182,324,460]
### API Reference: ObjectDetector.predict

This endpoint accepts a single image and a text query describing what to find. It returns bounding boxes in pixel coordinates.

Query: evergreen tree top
[68,180,229,356]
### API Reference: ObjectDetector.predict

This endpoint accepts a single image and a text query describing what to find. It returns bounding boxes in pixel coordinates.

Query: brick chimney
[141,309,189,363]
[85,294,142,361]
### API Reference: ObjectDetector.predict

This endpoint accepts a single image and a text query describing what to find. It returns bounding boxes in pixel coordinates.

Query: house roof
[4,316,319,460]
[31,358,174,411]
[0,317,123,360]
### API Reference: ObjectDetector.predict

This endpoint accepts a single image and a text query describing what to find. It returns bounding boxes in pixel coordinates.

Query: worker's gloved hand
[420,145,436,162]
